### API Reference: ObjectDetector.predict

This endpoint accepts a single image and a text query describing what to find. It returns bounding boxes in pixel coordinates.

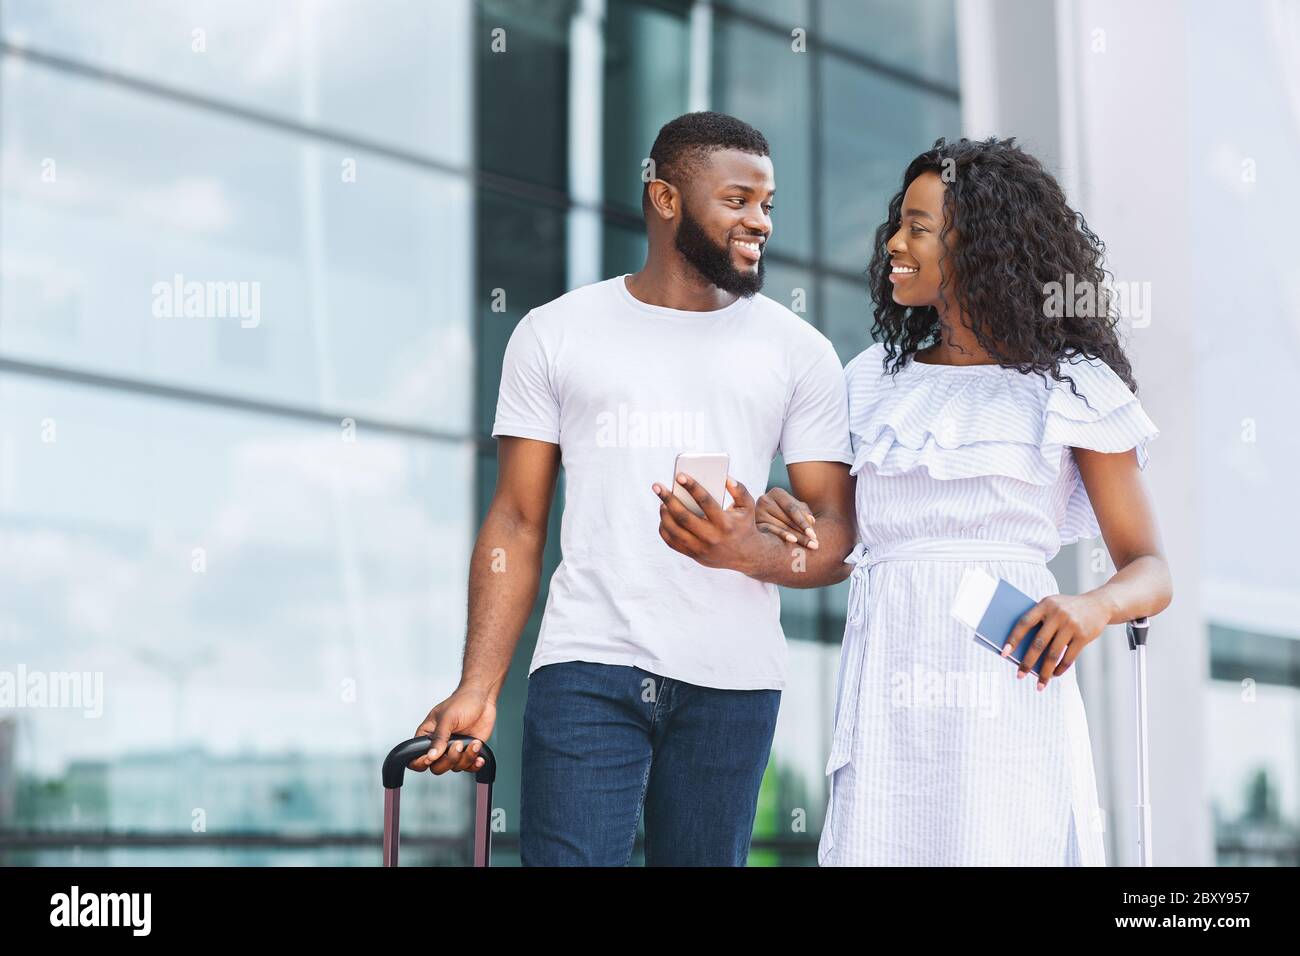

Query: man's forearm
[736,512,855,587]
[458,510,547,698]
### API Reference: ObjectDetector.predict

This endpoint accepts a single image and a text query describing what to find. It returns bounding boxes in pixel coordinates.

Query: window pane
[820,0,959,90]
[756,261,814,324]
[476,192,568,438]
[0,377,473,840]
[742,0,811,29]
[477,0,572,192]
[603,0,690,214]
[824,275,875,368]
[0,0,473,165]
[1207,674,1300,865]
[602,218,648,278]
[754,636,839,865]
[0,61,472,432]
[764,442,815,648]
[820,59,959,273]
[713,13,813,260]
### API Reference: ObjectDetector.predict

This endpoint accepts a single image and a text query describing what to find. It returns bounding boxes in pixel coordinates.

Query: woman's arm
[1011,446,1173,688]
[1073,445,1174,622]
[739,461,857,587]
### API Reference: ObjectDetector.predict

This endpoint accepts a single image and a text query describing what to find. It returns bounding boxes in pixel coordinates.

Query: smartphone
[671,452,730,517]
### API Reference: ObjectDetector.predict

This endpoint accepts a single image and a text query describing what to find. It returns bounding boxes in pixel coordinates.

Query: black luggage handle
[383,734,497,788]
[382,734,496,867]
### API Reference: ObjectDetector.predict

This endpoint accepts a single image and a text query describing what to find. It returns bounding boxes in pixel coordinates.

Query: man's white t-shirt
[491,274,853,690]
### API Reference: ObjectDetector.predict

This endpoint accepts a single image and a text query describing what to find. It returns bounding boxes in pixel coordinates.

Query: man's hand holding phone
[652,471,766,573]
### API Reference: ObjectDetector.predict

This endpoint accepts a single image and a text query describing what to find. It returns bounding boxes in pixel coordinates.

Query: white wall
[957,0,1212,866]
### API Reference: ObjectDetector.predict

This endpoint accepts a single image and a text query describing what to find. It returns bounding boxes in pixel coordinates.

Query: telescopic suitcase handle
[382,734,497,867]
[1126,617,1152,866]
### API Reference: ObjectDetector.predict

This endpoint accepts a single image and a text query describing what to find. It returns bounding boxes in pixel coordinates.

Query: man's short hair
[642,111,770,217]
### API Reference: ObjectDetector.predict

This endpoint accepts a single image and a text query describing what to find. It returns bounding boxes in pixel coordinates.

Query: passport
[950,567,1046,676]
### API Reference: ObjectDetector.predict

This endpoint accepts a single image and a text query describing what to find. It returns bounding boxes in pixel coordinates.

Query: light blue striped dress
[818,342,1159,866]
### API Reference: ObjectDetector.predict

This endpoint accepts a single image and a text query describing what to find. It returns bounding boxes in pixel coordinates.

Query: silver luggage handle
[382,734,496,867]
[1126,618,1152,867]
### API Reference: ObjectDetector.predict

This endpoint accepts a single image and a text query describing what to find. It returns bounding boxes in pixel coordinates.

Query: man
[408,111,856,865]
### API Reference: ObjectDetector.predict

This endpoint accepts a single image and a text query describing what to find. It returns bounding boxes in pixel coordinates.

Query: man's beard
[674,202,765,297]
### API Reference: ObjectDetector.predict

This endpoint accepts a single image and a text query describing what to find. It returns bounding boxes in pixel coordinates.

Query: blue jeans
[519,660,781,866]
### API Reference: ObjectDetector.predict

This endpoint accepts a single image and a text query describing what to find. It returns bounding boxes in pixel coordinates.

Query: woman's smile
[889,261,920,283]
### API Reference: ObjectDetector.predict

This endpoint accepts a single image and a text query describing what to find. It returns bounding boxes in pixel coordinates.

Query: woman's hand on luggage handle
[1006,592,1114,691]
[408,687,497,775]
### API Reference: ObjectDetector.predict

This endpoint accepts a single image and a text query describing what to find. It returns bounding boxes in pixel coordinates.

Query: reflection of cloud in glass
[1,376,473,776]
[2,137,235,234]
[130,178,236,234]
[2,0,471,165]
[2,50,474,432]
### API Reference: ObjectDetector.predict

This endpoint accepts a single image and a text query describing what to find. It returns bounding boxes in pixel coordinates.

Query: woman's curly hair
[867,136,1138,402]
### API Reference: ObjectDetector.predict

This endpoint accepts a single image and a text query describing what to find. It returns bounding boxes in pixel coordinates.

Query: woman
[757,137,1172,866]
